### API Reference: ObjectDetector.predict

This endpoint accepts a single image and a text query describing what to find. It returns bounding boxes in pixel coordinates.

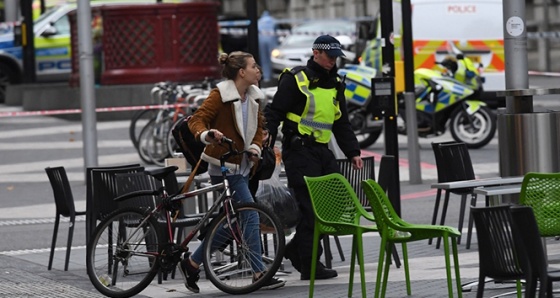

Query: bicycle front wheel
[202,202,285,295]
[87,207,163,298]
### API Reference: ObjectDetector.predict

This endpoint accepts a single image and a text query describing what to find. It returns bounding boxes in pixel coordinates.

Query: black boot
[283,239,301,272]
[300,261,338,280]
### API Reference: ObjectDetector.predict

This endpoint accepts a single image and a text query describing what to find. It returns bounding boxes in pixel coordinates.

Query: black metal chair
[85,164,144,246]
[336,156,376,207]
[45,166,87,271]
[471,205,527,298]
[510,205,560,298]
[430,141,477,249]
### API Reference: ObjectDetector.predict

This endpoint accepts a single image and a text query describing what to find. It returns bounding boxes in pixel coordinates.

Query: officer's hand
[351,156,363,170]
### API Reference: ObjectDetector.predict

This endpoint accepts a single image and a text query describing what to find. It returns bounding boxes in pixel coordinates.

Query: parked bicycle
[86,135,286,297]
[131,80,213,165]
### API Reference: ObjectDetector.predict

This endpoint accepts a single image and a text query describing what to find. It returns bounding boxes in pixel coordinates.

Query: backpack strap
[180,159,203,194]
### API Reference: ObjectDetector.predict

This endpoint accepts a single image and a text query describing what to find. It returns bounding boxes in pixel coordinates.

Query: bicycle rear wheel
[146,116,175,166]
[129,109,157,150]
[87,207,163,298]
[202,202,285,294]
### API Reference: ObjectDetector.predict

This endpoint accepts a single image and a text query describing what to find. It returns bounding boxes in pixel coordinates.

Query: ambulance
[361,0,505,92]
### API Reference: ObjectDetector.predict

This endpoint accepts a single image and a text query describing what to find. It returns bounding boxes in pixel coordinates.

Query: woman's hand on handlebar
[206,129,232,144]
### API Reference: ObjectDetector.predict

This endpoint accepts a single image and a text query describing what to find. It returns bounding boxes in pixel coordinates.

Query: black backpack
[171,115,208,175]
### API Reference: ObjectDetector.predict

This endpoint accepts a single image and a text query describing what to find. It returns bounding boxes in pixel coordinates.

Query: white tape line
[0,103,189,118]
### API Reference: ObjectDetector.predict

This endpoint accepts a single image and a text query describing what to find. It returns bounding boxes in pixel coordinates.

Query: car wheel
[0,63,20,103]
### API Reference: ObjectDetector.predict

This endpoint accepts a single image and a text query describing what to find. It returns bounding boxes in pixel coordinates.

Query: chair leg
[442,235,456,298]
[451,237,463,298]
[401,242,411,295]
[333,235,345,262]
[357,235,367,298]
[436,191,451,249]
[375,238,387,298]
[382,242,394,297]
[323,236,333,269]
[309,228,321,298]
[64,216,75,271]
[48,215,60,270]
[391,244,402,268]
[348,236,357,297]
[457,194,468,244]
[429,189,443,245]
[466,194,477,249]
[476,275,486,298]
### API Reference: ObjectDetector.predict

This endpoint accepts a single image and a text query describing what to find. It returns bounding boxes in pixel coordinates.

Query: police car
[0,0,180,102]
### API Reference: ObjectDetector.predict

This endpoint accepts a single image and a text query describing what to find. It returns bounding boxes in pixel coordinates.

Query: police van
[361,0,505,93]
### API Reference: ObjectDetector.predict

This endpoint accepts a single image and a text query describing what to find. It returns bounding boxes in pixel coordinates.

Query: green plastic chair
[304,173,378,298]
[361,179,462,298]
[519,172,560,237]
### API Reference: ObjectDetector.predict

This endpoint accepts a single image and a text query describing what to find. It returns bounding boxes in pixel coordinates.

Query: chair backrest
[336,156,375,207]
[45,166,76,217]
[509,205,548,282]
[115,172,161,209]
[432,142,475,194]
[304,173,365,232]
[377,155,395,194]
[89,166,144,221]
[432,142,455,183]
[86,164,141,209]
[361,179,401,235]
[470,205,526,281]
[519,172,560,237]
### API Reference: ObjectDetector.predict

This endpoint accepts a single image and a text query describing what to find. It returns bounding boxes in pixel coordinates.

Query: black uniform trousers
[283,140,340,265]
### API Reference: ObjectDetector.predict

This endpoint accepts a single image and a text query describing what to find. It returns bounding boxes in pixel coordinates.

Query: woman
[178,51,285,292]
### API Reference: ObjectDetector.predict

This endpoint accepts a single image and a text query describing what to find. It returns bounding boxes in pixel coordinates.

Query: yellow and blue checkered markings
[416,77,474,113]
[338,66,377,105]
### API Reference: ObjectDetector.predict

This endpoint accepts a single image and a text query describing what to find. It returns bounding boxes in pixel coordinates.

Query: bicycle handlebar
[206,131,259,171]
[207,130,233,144]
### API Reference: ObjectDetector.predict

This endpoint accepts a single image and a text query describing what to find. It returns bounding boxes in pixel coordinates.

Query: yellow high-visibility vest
[285,69,341,143]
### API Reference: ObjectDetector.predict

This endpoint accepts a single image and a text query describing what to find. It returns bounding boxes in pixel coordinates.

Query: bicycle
[86,135,286,298]
[134,81,213,165]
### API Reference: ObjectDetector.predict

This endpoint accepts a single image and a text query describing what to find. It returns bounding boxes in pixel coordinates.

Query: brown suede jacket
[188,80,266,172]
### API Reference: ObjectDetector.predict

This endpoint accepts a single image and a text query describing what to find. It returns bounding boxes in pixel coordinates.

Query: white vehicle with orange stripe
[360,0,505,95]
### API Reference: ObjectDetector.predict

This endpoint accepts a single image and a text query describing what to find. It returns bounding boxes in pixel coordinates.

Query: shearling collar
[216,80,265,103]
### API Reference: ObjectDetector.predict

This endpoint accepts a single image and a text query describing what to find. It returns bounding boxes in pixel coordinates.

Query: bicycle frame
[90,133,285,297]
[125,138,246,259]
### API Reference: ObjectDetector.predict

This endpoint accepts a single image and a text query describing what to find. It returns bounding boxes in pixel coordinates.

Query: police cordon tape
[219,27,356,37]
[221,28,560,39]
[0,103,190,118]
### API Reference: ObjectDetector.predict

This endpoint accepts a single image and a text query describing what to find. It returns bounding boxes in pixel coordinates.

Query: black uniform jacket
[265,58,361,160]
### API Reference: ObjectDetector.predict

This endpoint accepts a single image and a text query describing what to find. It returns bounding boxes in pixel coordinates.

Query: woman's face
[240,57,260,86]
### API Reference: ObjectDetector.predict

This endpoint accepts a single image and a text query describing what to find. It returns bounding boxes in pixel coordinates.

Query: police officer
[265,35,363,280]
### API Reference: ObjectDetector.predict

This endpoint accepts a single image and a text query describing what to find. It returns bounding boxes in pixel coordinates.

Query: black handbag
[253,134,276,181]
[171,115,208,175]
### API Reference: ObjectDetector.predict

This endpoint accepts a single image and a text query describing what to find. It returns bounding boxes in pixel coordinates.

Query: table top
[473,184,522,196]
[431,176,524,190]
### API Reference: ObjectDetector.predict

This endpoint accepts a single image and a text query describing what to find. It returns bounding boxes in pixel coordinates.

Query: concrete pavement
[5,215,560,297]
[2,103,560,297]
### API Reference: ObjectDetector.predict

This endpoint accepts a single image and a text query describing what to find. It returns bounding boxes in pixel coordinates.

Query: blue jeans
[191,174,266,272]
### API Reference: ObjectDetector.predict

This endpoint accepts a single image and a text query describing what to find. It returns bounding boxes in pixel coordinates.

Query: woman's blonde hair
[218,51,253,80]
